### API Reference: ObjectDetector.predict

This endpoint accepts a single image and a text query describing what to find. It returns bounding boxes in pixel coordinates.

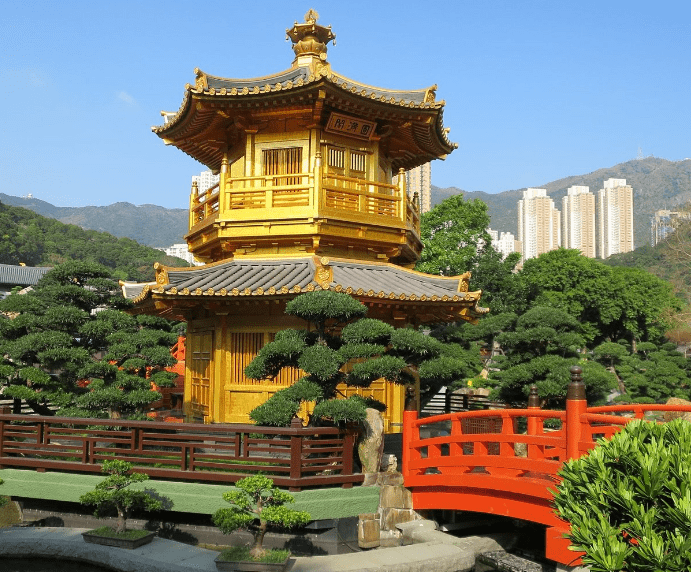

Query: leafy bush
[249,392,301,427]
[213,475,310,559]
[286,290,367,324]
[312,396,368,424]
[552,419,691,572]
[79,460,171,534]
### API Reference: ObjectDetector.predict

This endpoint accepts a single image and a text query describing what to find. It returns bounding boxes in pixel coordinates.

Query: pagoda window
[327,147,345,170]
[262,147,302,186]
[325,145,369,178]
[350,151,366,173]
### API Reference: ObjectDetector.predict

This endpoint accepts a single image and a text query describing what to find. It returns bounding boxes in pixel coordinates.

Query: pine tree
[245,290,480,426]
[0,261,179,418]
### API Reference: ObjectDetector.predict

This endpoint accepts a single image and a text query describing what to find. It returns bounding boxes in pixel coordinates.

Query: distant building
[158,244,202,266]
[517,188,560,261]
[405,162,432,213]
[191,170,220,193]
[597,178,634,258]
[651,209,691,246]
[487,228,518,259]
[562,186,596,257]
[0,264,51,299]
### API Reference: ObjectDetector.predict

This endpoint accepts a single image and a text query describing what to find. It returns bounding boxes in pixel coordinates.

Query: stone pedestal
[357,513,380,549]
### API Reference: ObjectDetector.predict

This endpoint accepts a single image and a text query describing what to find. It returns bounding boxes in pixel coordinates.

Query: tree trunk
[249,521,268,559]
[27,400,54,416]
[115,506,127,534]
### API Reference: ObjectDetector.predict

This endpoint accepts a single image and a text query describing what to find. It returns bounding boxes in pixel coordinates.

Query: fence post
[526,385,541,458]
[402,386,418,481]
[565,366,587,461]
[289,415,304,492]
[527,385,541,435]
[0,418,4,469]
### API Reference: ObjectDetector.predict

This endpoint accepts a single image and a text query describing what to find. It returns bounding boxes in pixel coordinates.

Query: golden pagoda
[123,11,486,431]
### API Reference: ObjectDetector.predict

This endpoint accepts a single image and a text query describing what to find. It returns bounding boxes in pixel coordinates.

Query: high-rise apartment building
[191,170,220,192]
[405,162,432,213]
[651,209,691,246]
[562,186,596,257]
[487,228,518,259]
[597,178,634,258]
[517,188,560,261]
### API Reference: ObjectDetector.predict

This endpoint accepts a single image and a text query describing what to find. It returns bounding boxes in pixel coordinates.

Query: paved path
[0,524,516,572]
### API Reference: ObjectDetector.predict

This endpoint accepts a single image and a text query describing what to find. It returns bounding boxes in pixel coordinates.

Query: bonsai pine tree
[79,460,171,534]
[0,261,179,419]
[213,475,310,559]
[245,290,480,426]
[552,419,691,572]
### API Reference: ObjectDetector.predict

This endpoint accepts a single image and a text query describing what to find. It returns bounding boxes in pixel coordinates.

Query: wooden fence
[0,414,361,491]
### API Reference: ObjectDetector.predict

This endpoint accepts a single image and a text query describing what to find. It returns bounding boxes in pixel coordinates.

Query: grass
[87,526,152,539]
[217,546,291,563]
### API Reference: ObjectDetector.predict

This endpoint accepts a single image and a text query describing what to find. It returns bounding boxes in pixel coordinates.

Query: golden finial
[286,11,335,66]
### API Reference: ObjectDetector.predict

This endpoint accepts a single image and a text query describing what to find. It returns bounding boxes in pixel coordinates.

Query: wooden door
[189,331,213,422]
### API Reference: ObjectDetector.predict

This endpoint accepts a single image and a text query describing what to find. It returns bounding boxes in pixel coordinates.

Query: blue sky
[1,1,689,209]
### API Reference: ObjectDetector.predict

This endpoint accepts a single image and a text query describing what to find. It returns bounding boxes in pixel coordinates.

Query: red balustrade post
[526,385,541,458]
[565,366,587,461]
[526,385,541,434]
[402,386,419,480]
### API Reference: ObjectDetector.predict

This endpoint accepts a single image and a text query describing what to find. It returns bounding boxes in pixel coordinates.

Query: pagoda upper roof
[121,256,487,324]
[152,12,456,173]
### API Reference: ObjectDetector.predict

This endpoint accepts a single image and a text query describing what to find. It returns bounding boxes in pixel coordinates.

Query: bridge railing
[402,368,691,566]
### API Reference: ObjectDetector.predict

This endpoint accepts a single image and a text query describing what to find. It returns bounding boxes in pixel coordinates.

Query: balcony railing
[188,171,420,235]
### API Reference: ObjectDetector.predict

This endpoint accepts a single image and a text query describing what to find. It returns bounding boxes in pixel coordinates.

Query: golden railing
[189,182,220,228]
[188,172,421,235]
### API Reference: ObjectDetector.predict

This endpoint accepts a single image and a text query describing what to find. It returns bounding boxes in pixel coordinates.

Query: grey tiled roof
[0,264,51,287]
[123,258,484,311]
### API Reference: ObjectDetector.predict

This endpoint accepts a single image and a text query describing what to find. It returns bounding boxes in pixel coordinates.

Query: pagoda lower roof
[121,256,487,321]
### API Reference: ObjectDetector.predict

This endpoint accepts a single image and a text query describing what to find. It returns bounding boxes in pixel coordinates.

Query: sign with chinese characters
[325,112,376,140]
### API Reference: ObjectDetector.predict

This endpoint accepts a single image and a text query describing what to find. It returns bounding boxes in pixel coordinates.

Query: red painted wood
[404,402,691,565]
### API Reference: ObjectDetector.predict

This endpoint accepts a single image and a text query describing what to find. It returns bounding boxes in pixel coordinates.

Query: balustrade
[0,414,360,491]
[187,171,421,236]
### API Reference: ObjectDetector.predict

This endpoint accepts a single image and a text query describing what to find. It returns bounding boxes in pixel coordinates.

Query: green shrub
[312,395,367,424]
[79,460,171,534]
[249,392,300,427]
[213,475,310,559]
[552,419,691,572]
[286,290,367,324]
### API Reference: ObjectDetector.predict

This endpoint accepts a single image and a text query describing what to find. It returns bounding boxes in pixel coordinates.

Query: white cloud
[117,91,136,105]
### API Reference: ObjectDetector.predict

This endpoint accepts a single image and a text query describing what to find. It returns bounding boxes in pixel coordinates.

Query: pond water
[2,558,116,572]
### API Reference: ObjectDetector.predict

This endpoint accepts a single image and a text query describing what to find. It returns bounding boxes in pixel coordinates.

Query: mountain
[432,157,691,249]
[0,194,187,248]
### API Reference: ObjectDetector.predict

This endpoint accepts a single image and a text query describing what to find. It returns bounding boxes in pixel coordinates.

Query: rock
[357,513,380,549]
[664,397,691,422]
[357,408,384,474]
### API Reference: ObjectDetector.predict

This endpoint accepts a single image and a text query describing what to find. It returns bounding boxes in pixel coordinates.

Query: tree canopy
[244,290,481,427]
[0,261,179,418]
[0,201,185,281]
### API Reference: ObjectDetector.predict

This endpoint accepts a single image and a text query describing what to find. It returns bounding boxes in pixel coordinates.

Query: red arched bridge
[402,367,691,566]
